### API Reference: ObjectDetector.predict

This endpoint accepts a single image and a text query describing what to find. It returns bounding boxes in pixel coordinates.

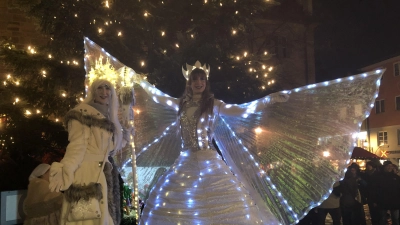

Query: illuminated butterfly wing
[213,70,383,224]
[132,80,182,195]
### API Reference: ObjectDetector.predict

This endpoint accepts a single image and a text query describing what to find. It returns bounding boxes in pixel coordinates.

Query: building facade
[360,55,400,163]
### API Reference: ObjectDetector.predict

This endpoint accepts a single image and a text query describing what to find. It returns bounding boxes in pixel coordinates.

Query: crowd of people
[298,160,400,225]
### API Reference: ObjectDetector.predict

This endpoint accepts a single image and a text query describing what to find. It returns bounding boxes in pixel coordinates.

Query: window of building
[398,129,400,145]
[378,131,388,146]
[395,62,400,77]
[375,99,385,113]
[396,96,400,110]
[271,36,290,59]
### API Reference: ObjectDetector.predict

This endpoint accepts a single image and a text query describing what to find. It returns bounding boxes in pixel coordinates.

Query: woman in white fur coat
[49,79,123,225]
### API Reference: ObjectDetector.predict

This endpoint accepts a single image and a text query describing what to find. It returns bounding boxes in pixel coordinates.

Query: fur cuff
[64,183,103,202]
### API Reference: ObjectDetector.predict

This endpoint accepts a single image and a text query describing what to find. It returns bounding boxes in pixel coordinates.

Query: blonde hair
[83,79,123,152]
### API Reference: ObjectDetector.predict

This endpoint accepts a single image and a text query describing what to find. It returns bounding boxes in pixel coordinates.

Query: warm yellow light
[191,34,194,38]
[323,151,330,157]
[249,68,253,72]
[262,86,265,89]
[79,97,84,101]
[244,52,248,57]
[118,31,122,36]
[161,31,165,36]
[232,30,237,35]
[255,127,262,134]
[204,0,207,3]
[15,98,19,103]
[55,118,59,122]
[175,43,179,48]
[220,3,222,6]
[264,73,268,77]
[264,51,268,55]
[15,81,19,85]
[141,61,145,67]
[262,65,266,70]
[7,74,11,79]
[25,110,31,115]
[98,28,103,34]
[235,11,238,14]
[74,14,78,17]
[236,56,240,60]
[62,93,66,97]
[228,86,230,89]
[268,66,273,71]
[36,110,41,114]
[144,12,148,17]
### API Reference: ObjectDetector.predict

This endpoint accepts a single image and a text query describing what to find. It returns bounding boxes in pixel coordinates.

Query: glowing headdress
[86,57,138,89]
[181,61,210,80]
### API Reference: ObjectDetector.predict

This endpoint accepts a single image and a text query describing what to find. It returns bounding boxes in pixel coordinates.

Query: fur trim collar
[64,104,115,132]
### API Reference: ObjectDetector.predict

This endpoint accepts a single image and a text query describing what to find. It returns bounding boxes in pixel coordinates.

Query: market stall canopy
[351,147,383,159]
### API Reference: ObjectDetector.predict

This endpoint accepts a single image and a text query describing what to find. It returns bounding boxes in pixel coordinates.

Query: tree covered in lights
[0,0,312,188]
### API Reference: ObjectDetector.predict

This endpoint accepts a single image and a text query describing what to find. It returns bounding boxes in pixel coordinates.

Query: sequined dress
[139,99,264,225]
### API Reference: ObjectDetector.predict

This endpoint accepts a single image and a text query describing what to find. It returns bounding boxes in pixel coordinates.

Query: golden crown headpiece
[182,61,210,80]
[86,57,119,86]
[86,57,139,88]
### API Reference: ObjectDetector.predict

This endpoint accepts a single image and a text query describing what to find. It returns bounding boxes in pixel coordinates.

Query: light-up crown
[86,57,138,89]
[86,57,119,86]
[182,61,210,80]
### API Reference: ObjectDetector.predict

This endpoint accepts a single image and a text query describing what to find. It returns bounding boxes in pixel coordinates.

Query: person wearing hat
[23,163,63,225]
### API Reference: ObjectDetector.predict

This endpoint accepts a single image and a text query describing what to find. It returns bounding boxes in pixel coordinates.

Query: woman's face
[94,84,111,105]
[350,168,357,177]
[190,75,206,95]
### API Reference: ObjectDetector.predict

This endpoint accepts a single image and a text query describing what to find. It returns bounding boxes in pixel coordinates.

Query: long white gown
[139,99,269,224]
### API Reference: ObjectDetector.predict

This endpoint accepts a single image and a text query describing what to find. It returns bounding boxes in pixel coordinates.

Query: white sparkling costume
[139,98,268,224]
[83,37,384,225]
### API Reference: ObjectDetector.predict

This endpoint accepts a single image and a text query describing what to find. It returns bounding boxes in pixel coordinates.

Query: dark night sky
[313,0,400,82]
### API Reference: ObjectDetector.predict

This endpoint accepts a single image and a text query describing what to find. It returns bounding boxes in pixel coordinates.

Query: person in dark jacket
[371,161,400,225]
[340,168,364,225]
[361,161,381,225]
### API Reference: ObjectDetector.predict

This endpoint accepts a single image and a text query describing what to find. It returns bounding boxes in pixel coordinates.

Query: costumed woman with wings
[139,66,288,225]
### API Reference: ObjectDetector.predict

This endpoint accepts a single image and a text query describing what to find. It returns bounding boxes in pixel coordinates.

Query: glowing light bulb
[255,127,262,134]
